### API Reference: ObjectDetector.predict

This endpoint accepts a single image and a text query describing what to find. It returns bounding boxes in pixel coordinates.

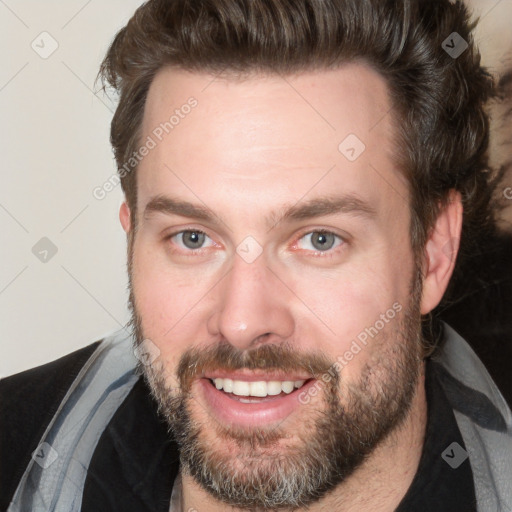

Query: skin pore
[120,63,462,511]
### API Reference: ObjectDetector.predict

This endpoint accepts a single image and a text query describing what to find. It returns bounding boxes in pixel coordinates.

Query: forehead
[137,63,408,224]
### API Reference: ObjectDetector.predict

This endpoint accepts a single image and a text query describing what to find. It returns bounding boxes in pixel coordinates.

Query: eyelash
[165,228,347,258]
[292,229,346,258]
[166,229,215,256]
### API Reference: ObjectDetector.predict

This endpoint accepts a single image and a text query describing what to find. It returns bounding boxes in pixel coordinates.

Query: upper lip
[202,370,313,382]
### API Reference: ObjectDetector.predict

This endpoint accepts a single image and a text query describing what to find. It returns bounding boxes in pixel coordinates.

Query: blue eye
[297,231,343,252]
[171,230,214,250]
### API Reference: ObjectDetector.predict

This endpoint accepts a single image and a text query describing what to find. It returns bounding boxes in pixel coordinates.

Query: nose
[207,254,295,350]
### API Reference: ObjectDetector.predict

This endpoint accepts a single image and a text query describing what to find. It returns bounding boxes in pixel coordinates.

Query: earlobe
[119,202,131,233]
[420,191,463,315]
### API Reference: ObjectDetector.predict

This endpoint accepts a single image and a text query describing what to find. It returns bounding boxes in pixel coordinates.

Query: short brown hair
[99,0,501,351]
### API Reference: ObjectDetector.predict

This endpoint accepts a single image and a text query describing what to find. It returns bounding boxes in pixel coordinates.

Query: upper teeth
[213,378,306,397]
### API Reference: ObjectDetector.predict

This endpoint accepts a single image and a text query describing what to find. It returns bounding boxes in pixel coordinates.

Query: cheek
[287,250,413,369]
[130,242,210,357]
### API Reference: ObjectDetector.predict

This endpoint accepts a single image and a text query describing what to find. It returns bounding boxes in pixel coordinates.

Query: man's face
[125,64,424,509]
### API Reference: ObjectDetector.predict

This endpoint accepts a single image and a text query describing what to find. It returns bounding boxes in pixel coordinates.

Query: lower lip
[197,378,316,428]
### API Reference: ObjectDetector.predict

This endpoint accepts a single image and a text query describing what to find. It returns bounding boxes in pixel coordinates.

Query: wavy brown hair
[99,0,502,354]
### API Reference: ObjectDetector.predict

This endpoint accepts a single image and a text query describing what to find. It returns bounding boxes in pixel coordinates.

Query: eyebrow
[144,196,214,222]
[143,194,377,230]
[271,195,377,228]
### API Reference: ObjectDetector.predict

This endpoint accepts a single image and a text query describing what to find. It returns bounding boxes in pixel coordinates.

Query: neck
[180,363,427,512]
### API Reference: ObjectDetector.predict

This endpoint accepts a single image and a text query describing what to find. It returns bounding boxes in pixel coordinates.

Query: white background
[1,0,511,377]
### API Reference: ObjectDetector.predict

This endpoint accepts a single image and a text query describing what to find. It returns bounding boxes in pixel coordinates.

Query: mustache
[176,341,336,392]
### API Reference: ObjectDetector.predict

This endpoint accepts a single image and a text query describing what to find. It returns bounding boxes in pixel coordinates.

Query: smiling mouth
[198,374,317,427]
[208,377,310,403]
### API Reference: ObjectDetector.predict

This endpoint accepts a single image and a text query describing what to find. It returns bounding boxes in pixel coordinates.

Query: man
[1,1,511,511]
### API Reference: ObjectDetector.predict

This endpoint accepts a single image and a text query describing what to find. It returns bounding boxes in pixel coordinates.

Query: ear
[420,190,463,315]
[119,201,131,233]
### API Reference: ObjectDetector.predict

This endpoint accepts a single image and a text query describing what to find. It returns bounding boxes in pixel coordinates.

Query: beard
[128,264,424,511]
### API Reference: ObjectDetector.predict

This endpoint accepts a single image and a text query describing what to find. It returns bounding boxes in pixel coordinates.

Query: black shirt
[395,361,477,511]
